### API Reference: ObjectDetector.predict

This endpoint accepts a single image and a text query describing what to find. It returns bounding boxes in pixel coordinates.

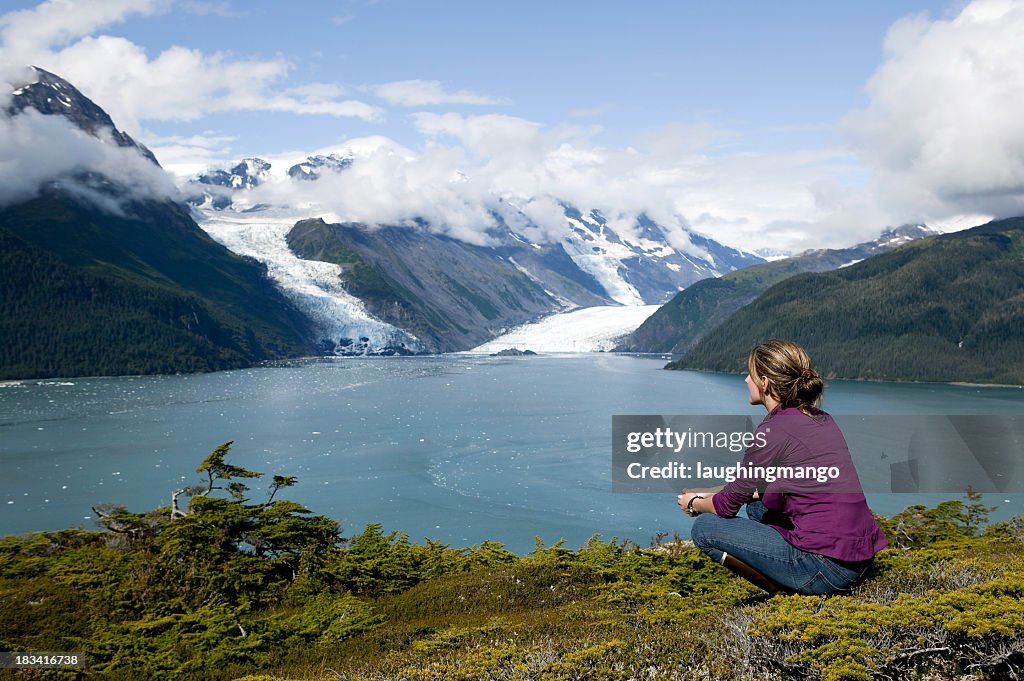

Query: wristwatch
[685,494,704,517]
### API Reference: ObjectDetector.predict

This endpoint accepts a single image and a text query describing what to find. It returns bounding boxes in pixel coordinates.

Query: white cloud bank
[0,0,382,137]
[226,120,858,254]
[0,108,179,210]
[844,0,1024,223]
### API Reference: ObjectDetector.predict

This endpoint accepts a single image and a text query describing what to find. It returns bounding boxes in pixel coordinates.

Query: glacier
[468,305,661,354]
[195,210,422,355]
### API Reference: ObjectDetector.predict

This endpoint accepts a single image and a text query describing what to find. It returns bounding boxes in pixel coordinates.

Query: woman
[677,339,888,596]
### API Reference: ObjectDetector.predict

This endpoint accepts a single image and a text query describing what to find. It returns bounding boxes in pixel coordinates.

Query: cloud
[330,0,376,28]
[246,138,499,246]
[36,36,382,134]
[631,121,739,157]
[0,0,382,137]
[216,112,868,254]
[412,112,542,156]
[0,108,179,210]
[141,131,238,178]
[17,1,1013,255]
[370,79,504,107]
[843,0,1024,222]
[566,103,616,119]
[0,0,161,65]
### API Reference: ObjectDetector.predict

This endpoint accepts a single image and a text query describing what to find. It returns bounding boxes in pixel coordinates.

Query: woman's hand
[678,488,720,516]
[677,492,699,513]
[677,491,706,516]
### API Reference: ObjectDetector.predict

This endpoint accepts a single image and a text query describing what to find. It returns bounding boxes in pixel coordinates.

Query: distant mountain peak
[754,247,794,261]
[619,219,944,354]
[195,158,271,190]
[877,222,938,245]
[6,66,159,166]
[186,157,272,209]
[188,153,356,209]
[287,153,353,181]
[514,204,763,306]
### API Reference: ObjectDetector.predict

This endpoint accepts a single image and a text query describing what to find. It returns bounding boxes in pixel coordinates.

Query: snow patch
[922,215,989,234]
[469,305,660,353]
[562,217,644,305]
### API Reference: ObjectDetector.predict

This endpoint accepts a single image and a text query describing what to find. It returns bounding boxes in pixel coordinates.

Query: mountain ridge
[286,217,581,353]
[188,156,765,306]
[617,224,936,354]
[666,216,1024,384]
[7,66,159,166]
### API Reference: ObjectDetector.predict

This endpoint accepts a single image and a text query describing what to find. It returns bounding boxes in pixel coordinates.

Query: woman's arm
[678,486,722,516]
[677,486,760,517]
[708,419,784,517]
[677,491,716,516]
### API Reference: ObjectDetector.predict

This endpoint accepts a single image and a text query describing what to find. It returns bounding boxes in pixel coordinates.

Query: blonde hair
[748,339,824,414]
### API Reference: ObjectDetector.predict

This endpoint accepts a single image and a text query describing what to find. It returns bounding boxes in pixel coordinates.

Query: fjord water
[2,354,1023,552]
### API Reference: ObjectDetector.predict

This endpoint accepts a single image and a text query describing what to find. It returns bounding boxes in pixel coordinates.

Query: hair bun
[749,339,825,411]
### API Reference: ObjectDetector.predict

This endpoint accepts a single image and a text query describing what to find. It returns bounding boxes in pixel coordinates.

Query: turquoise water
[2,354,1023,553]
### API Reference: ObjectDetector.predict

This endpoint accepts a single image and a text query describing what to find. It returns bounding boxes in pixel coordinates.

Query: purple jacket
[711,406,889,561]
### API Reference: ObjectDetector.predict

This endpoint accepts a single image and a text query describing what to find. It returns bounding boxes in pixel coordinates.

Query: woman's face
[745,367,767,406]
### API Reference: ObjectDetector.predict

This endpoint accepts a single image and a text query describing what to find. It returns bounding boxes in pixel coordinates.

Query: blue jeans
[690,501,868,595]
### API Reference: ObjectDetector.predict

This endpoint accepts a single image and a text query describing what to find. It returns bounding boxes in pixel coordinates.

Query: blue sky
[106,1,949,153]
[3,0,1023,252]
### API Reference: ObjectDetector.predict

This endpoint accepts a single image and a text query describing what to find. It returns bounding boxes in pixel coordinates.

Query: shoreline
[661,363,1024,390]
[948,381,1024,389]
[3,353,1023,389]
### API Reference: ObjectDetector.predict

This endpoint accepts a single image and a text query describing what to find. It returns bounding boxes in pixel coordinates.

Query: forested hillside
[0,191,313,379]
[668,217,1024,384]
[619,225,932,355]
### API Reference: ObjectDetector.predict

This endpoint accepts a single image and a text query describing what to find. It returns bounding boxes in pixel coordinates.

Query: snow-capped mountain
[557,208,760,305]
[197,158,271,190]
[1,67,767,360]
[754,247,793,261]
[187,156,764,309]
[0,66,958,370]
[1,67,317,379]
[180,153,766,353]
[287,153,353,180]
[187,154,357,209]
[876,223,938,246]
[6,66,160,166]
[186,158,272,210]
